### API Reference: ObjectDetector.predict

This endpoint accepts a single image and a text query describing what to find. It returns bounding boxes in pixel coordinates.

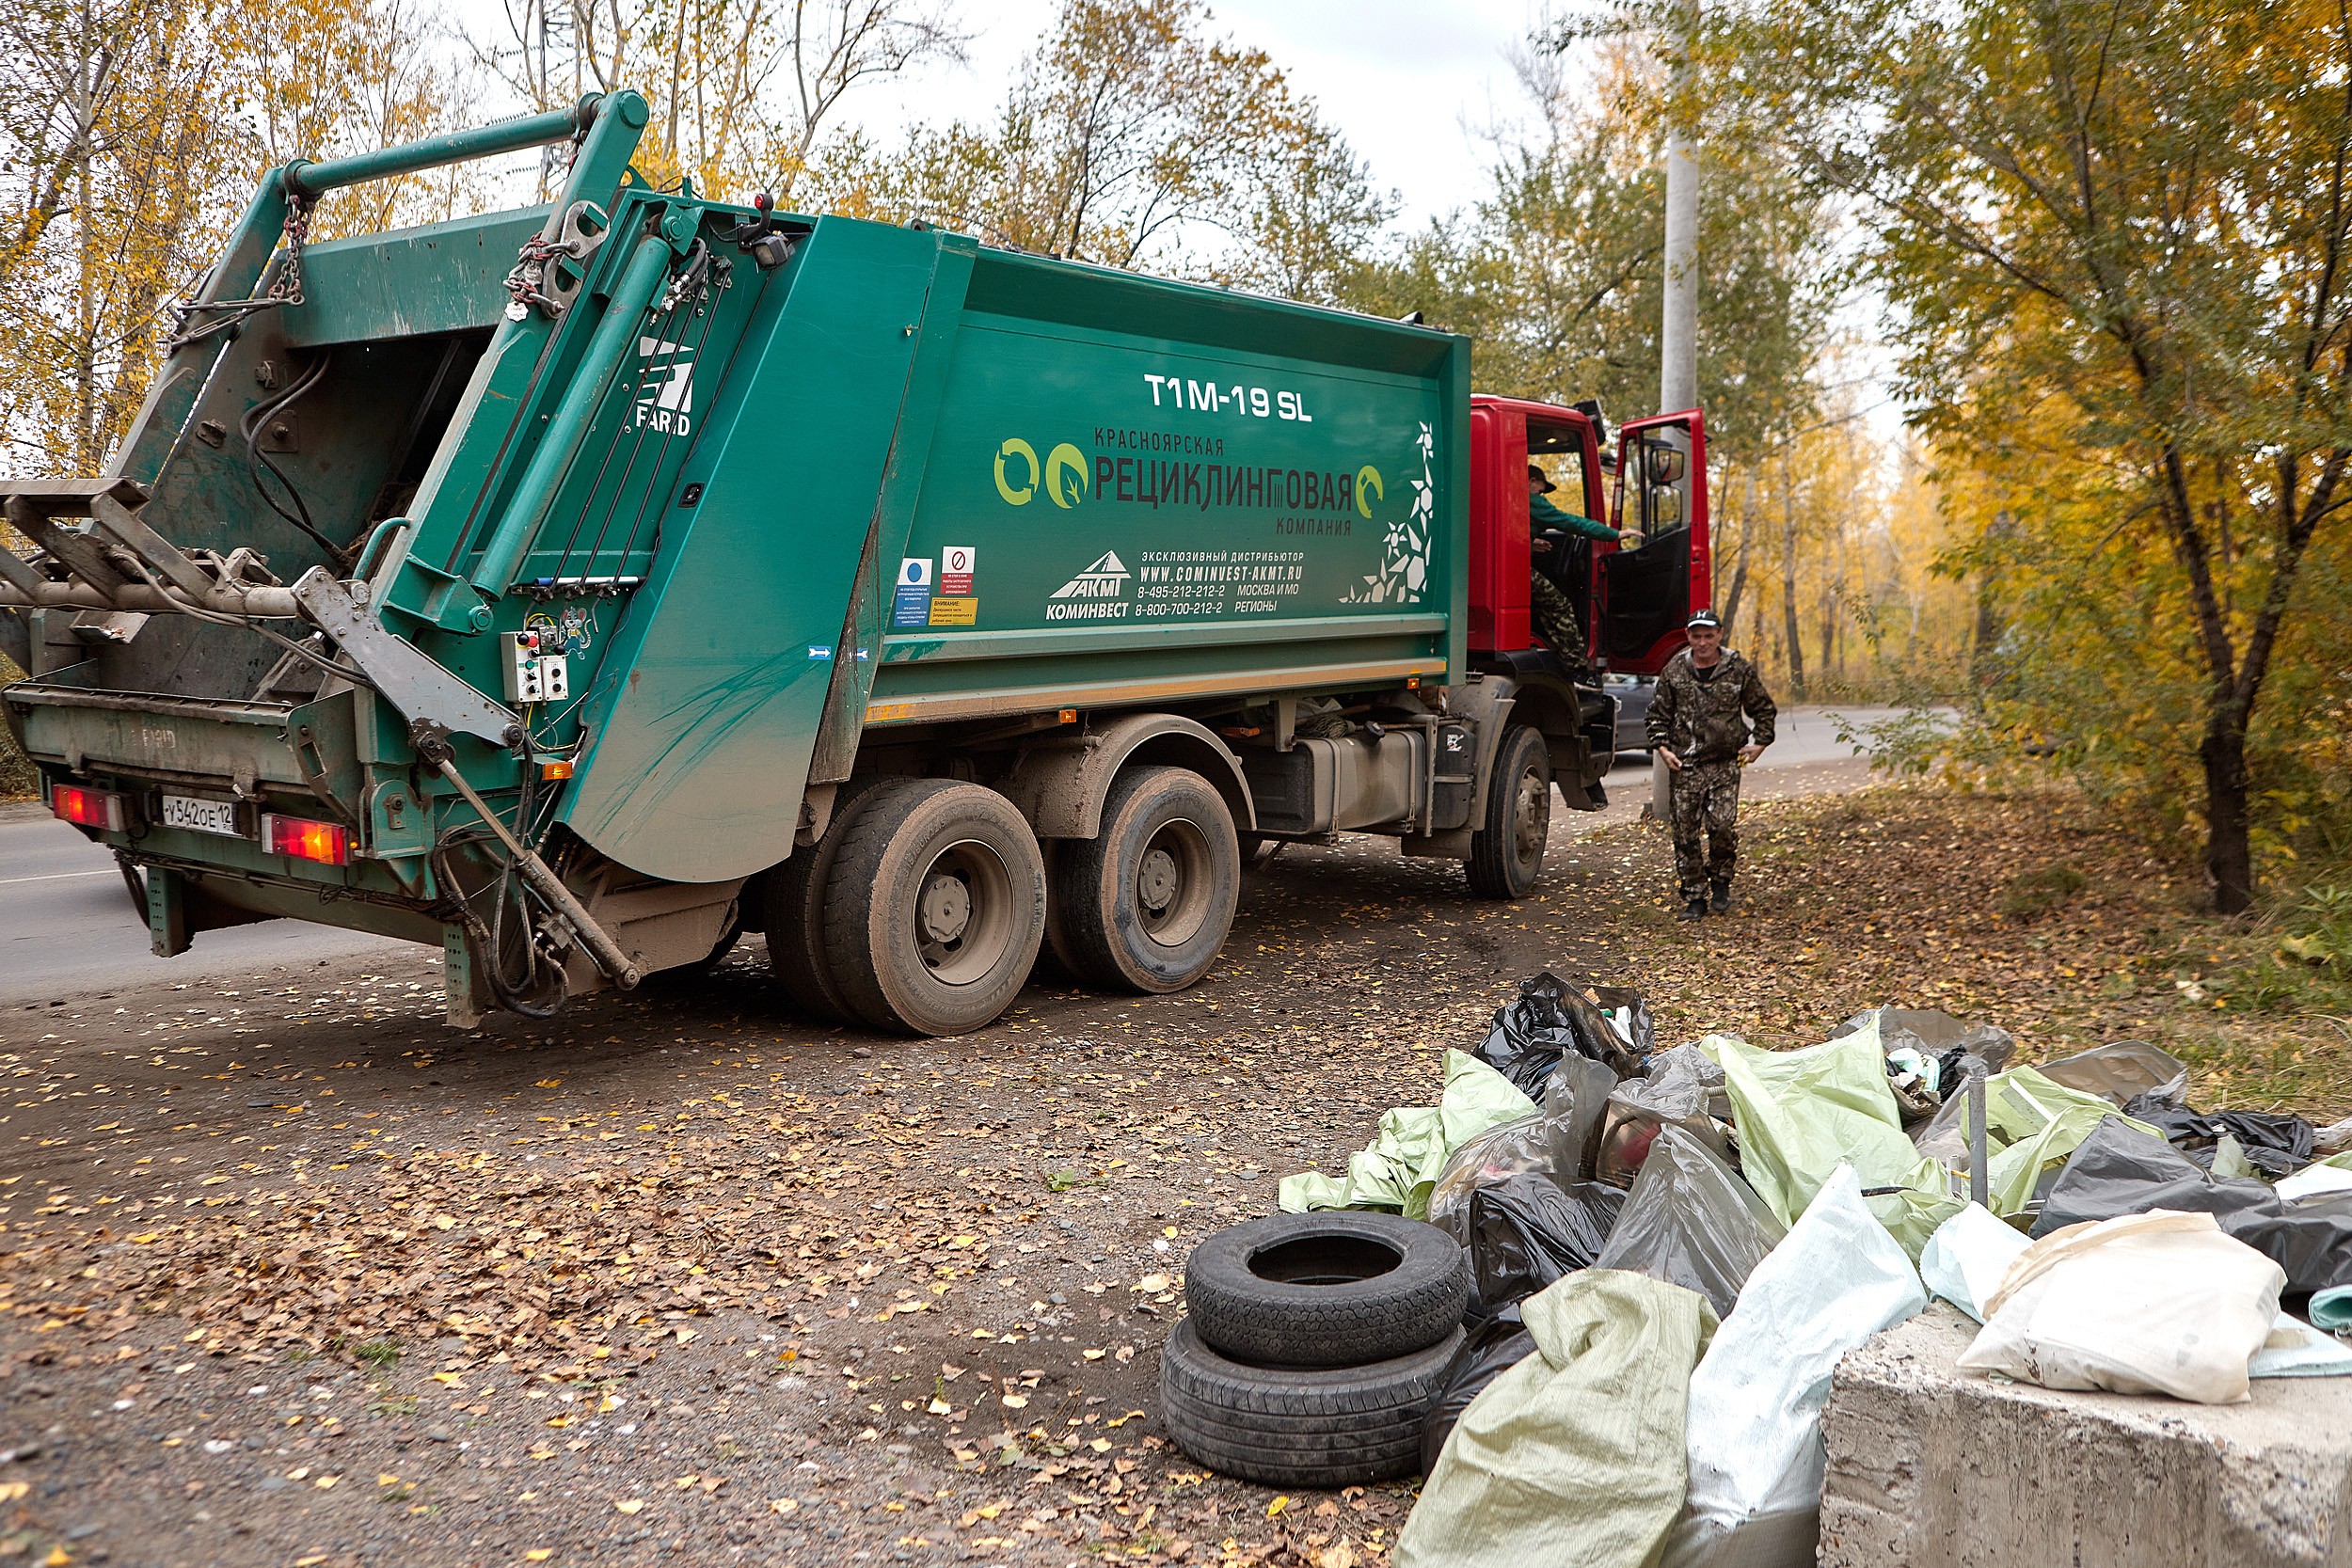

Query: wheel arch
[999,711,1255,840]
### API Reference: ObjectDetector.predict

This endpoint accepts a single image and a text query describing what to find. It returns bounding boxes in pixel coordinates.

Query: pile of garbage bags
[1269,977,2352,1568]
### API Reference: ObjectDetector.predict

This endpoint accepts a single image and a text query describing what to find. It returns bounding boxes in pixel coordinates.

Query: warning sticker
[940,545,977,595]
[893,558,932,628]
[928,597,977,626]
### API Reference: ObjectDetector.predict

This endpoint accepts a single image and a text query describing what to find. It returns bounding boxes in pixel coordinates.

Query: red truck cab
[1467,395,1710,675]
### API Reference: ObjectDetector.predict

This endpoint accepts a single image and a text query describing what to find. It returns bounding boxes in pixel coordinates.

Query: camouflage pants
[1669,758,1742,896]
[1529,573,1585,664]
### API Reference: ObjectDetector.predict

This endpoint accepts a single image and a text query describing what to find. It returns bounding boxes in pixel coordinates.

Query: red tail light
[262,813,349,865]
[52,784,125,832]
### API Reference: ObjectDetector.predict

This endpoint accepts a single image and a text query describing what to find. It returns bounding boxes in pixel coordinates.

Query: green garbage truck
[1,96,1712,1035]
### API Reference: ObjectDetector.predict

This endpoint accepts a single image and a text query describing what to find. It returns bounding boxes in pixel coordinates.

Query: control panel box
[501,630,569,704]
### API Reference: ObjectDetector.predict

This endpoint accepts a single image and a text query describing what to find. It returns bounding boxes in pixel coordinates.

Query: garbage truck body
[1,95,1711,1035]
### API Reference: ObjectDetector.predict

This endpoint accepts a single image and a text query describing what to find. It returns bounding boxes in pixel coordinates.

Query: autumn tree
[1343,39,1834,471]
[812,0,1391,300]
[1694,0,2352,911]
[0,0,491,478]
[482,0,966,200]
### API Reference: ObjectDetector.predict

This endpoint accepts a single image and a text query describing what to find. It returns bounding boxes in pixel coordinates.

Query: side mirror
[1645,446,1686,485]
[1646,487,1683,529]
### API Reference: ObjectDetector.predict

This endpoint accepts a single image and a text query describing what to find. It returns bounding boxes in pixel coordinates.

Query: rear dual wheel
[771,779,1045,1037]
[825,781,1046,1037]
[1053,766,1239,993]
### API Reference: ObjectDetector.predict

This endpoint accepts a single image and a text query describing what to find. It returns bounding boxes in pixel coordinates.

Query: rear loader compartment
[4,95,1706,1037]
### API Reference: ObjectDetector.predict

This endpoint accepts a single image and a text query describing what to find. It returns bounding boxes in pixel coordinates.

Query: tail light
[51,784,126,832]
[262,813,349,865]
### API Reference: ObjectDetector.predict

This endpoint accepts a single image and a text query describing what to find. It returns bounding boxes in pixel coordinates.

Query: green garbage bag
[1395,1269,1719,1568]
[1702,1032,1963,1258]
[1279,1051,1533,1219]
[1922,1064,2166,1213]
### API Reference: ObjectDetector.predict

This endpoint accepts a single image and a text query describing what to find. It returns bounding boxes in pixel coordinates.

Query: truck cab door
[1598,409,1710,674]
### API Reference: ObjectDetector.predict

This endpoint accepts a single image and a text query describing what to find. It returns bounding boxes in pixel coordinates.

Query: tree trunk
[1721,467,1754,634]
[1972,508,2013,685]
[1721,549,1749,641]
[2200,705,2254,915]
[1780,466,1804,699]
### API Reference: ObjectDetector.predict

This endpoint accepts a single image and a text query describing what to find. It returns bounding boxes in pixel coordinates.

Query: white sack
[1917,1201,2030,1323]
[1660,1164,1926,1568]
[1957,1209,2285,1403]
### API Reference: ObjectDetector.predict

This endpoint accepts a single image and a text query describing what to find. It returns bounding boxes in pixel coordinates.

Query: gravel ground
[10,776,2290,1568]
[1,802,1648,1568]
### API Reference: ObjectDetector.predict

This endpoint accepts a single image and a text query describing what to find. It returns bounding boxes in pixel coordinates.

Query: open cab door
[1599,409,1710,675]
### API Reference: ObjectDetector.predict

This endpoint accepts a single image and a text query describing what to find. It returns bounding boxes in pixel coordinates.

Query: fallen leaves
[613,1498,646,1514]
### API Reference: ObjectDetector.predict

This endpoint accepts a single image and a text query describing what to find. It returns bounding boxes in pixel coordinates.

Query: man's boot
[1677,895,1707,922]
[1709,882,1731,914]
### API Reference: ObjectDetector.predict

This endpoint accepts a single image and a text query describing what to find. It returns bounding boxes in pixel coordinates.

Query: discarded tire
[1159,1317,1462,1488]
[1183,1212,1468,1369]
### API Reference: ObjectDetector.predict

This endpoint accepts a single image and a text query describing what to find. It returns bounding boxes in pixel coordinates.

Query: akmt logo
[634,336,694,435]
[1045,551,1132,621]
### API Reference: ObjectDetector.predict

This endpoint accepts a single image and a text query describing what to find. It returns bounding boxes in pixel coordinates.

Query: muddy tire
[1184,1212,1468,1368]
[1159,1317,1458,1488]
[1466,724,1550,898]
[764,777,892,1022]
[822,780,1045,1037]
[1054,766,1238,993]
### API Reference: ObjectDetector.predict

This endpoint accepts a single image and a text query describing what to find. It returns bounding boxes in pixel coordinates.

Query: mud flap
[443,923,489,1030]
[148,867,189,958]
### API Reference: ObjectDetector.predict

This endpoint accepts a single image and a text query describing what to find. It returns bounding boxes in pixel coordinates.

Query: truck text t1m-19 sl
[1,95,1710,1035]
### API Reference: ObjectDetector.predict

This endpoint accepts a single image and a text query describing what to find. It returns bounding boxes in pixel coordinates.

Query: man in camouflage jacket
[1645,610,1776,919]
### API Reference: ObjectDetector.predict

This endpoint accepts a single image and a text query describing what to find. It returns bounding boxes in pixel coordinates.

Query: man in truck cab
[1646,610,1776,920]
[1527,463,1637,671]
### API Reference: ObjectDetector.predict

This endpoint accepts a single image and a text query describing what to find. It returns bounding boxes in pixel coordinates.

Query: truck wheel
[823,780,1046,1037]
[1466,725,1550,898]
[765,777,891,1022]
[1055,766,1239,993]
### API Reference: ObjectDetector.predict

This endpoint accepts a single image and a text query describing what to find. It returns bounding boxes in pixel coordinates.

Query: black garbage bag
[1584,985,1658,1060]
[1471,972,1643,1099]
[2031,1116,2352,1292]
[1460,1174,1626,1305]
[1591,1126,1786,1317]
[1419,1303,1535,1476]
[2119,1092,2315,1177]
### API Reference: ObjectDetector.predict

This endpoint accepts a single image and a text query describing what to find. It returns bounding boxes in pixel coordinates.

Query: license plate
[160,794,244,837]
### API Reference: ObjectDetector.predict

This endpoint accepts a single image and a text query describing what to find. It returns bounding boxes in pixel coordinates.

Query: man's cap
[1526,464,1556,494]
[1686,609,1723,630]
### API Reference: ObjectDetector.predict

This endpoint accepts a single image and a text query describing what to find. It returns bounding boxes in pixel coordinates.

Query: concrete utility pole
[1659,0,1700,416]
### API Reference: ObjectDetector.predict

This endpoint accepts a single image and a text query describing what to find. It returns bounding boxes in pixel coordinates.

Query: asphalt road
[0,704,1900,1006]
[0,800,404,1006]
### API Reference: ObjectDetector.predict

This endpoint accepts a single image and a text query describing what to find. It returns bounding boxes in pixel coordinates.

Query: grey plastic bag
[2035,1041,2189,1107]
[1593,1127,1788,1317]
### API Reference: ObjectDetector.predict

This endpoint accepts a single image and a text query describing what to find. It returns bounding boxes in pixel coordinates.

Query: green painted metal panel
[280,208,551,345]
[554,217,955,882]
[871,253,1468,705]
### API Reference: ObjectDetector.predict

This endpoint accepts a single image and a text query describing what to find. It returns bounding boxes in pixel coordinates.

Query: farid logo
[1045,551,1132,621]
[634,336,694,435]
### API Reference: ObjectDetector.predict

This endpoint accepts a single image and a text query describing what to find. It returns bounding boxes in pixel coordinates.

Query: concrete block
[1820,1304,2352,1568]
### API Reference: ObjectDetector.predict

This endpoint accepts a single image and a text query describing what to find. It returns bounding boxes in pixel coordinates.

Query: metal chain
[269,198,311,308]
[161,197,313,350]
